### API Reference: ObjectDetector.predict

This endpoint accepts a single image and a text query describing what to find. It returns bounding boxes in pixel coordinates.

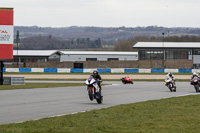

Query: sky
[1,0,200,28]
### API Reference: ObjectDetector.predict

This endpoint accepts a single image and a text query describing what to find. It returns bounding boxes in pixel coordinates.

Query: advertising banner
[0,8,14,59]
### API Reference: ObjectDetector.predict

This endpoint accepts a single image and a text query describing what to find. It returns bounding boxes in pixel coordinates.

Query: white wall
[60,54,138,62]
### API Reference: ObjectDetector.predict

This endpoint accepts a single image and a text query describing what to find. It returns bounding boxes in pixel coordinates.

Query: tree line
[14,35,101,50]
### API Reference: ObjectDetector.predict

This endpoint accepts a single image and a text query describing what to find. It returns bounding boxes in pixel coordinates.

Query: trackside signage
[0,8,14,59]
[0,25,13,44]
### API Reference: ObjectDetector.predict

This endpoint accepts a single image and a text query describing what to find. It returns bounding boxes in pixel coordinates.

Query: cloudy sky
[1,0,200,27]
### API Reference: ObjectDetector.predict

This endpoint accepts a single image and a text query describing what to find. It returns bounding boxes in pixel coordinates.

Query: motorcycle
[85,78,103,104]
[190,76,200,92]
[165,77,176,92]
[121,77,133,84]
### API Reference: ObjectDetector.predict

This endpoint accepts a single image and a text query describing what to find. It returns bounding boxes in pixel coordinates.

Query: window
[166,50,188,60]
[86,58,97,61]
[74,63,83,68]
[107,58,119,61]
[193,49,200,55]
[139,50,164,60]
[166,50,174,60]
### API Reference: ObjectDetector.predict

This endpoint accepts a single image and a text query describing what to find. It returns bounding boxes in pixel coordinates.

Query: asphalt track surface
[0,81,199,125]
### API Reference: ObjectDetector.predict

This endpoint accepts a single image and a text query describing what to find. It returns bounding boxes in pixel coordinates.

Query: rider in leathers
[190,72,200,85]
[166,72,176,87]
[90,70,102,92]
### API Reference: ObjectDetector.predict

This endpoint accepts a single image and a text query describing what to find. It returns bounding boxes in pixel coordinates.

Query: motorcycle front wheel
[88,88,94,101]
[168,84,173,92]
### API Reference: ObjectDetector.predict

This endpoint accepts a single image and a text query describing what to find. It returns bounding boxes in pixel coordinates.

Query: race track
[0,81,198,125]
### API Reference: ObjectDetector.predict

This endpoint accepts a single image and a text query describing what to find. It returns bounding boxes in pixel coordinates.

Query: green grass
[0,83,85,90]
[4,72,192,75]
[0,95,199,133]
[0,83,110,90]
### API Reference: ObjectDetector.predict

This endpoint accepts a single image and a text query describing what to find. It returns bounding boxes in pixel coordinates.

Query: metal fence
[3,77,24,85]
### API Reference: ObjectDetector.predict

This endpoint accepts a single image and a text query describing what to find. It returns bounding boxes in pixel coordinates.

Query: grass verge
[0,83,85,90]
[0,95,199,133]
[0,83,110,90]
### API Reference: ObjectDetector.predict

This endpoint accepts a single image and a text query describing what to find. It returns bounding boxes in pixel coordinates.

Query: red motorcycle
[121,77,133,84]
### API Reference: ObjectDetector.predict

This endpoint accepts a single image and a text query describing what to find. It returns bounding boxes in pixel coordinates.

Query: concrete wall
[4,60,193,69]
[165,60,193,69]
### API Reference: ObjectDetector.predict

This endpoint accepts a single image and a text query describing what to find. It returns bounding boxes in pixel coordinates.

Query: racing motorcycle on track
[190,76,200,92]
[85,77,103,104]
[165,77,176,92]
[120,77,133,84]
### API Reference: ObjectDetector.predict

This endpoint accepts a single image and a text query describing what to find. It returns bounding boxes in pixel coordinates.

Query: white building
[133,42,200,68]
[9,50,138,63]
[11,50,59,62]
[60,51,138,62]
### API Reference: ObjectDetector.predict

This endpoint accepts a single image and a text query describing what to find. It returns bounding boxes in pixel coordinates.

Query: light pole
[162,33,165,69]
[16,31,20,68]
[162,32,165,47]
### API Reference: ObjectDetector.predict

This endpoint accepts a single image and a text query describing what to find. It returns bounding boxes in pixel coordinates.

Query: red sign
[0,8,13,59]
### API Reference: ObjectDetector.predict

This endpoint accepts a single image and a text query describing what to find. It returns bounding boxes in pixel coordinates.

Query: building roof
[60,51,138,55]
[133,42,200,49]
[13,50,59,56]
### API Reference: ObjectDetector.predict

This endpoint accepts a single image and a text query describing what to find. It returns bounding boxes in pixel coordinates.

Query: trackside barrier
[44,68,57,73]
[179,69,192,73]
[70,69,83,73]
[31,68,44,72]
[111,68,124,73]
[3,77,24,85]
[97,69,111,73]
[165,69,179,73]
[19,68,31,72]
[192,69,200,73]
[83,69,97,73]
[2,68,196,73]
[139,69,151,73]
[124,69,139,73]
[57,68,70,73]
[151,69,164,73]
[6,68,19,72]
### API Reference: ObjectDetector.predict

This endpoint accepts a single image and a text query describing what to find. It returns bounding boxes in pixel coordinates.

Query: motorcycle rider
[90,70,102,92]
[191,72,199,79]
[190,72,200,85]
[125,77,131,82]
[166,72,176,87]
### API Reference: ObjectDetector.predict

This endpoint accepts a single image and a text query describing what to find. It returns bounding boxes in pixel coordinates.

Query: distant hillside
[14,26,200,46]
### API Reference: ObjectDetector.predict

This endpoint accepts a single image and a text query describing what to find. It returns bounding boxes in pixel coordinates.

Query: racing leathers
[89,74,102,92]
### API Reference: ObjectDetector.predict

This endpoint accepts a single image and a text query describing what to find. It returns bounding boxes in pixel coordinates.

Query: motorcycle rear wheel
[96,93,103,104]
[173,87,176,92]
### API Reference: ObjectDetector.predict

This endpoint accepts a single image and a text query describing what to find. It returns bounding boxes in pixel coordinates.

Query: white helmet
[193,72,197,75]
